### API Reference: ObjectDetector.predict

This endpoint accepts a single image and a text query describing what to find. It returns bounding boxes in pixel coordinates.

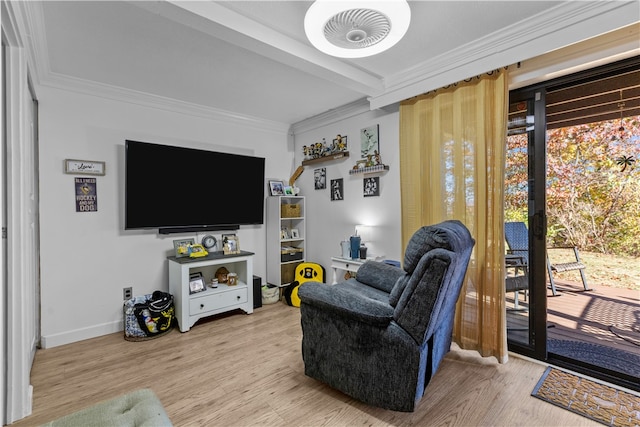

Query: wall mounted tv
[125,140,265,234]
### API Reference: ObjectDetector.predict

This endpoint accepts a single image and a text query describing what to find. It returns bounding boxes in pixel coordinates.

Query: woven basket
[281,204,300,218]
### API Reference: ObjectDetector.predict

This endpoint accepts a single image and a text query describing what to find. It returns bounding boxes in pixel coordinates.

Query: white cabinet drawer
[189,288,248,315]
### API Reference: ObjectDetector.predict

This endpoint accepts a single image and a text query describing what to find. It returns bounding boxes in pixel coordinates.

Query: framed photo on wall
[314,168,326,190]
[361,125,379,159]
[363,177,380,197]
[331,178,343,201]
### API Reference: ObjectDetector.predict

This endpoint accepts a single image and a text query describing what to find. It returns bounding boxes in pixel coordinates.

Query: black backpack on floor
[133,291,175,337]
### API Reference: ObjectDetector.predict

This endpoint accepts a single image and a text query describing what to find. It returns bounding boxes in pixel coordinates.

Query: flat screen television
[125,140,265,234]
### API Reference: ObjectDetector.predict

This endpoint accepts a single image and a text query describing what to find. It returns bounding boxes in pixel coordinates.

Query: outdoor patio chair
[505,254,528,310]
[505,254,529,331]
[504,221,591,296]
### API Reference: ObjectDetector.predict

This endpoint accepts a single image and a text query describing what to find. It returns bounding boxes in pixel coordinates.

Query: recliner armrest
[298,282,394,326]
[356,261,405,294]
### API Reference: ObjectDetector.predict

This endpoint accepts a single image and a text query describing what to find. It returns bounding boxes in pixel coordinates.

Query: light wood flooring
[11,302,604,427]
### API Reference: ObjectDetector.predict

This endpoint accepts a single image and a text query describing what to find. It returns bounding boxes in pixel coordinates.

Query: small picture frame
[290,228,300,239]
[173,238,195,258]
[189,272,206,294]
[223,235,240,255]
[284,186,294,195]
[363,177,380,197]
[64,159,106,176]
[314,168,326,190]
[331,178,344,201]
[280,227,289,240]
[332,134,347,152]
[269,180,285,196]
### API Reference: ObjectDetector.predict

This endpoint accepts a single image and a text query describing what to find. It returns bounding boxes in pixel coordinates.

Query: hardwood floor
[12,303,602,427]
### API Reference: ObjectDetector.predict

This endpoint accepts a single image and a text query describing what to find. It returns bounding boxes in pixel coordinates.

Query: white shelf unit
[267,196,305,286]
[168,251,254,332]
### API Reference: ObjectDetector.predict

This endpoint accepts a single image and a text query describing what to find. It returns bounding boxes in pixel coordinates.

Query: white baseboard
[40,320,123,349]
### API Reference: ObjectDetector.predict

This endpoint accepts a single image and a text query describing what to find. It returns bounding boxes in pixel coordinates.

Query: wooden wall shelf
[302,151,349,166]
[349,164,389,175]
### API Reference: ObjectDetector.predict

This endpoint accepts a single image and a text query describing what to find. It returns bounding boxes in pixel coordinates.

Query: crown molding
[17,1,289,135]
[370,1,640,110]
[40,71,290,134]
[289,98,371,135]
[9,1,51,87]
[1,1,21,46]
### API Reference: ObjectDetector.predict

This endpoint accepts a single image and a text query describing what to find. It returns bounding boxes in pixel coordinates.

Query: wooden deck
[507,279,640,356]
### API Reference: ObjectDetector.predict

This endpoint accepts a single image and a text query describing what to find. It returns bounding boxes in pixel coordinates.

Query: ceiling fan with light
[304,0,411,58]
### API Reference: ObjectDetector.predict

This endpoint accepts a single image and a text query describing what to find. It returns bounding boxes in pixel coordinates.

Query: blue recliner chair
[298,220,475,412]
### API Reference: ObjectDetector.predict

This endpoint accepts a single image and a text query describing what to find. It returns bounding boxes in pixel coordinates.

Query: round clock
[202,234,217,251]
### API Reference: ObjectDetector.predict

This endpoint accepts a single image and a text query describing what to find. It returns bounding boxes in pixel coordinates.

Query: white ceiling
[17,1,640,127]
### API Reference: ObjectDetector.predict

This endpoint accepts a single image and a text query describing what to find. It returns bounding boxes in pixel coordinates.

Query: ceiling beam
[132,1,384,95]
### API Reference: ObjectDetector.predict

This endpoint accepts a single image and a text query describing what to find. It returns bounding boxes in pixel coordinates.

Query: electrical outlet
[123,287,133,300]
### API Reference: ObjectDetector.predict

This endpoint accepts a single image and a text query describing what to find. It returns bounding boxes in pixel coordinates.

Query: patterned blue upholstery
[298,220,475,412]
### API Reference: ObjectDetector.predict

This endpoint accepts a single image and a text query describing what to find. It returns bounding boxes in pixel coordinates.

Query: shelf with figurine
[349,150,389,175]
[301,135,350,166]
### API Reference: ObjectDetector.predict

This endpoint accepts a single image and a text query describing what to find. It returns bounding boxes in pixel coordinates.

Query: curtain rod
[404,65,513,102]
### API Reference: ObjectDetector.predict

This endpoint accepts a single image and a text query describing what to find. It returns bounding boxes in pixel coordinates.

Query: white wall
[292,108,403,278]
[37,86,292,348]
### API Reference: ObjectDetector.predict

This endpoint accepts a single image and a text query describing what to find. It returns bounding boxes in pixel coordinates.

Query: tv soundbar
[159,225,240,235]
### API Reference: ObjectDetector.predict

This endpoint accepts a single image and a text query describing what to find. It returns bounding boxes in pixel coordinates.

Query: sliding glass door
[505,88,548,360]
[507,56,639,392]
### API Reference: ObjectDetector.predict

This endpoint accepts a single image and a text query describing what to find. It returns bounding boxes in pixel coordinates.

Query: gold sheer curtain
[399,70,508,362]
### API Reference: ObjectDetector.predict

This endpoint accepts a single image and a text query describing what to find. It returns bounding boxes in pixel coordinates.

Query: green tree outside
[505,116,640,257]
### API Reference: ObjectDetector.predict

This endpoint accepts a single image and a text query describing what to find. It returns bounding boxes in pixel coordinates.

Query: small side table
[330,256,369,284]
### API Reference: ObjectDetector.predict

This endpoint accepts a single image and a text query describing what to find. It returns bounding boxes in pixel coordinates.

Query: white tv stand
[168,250,254,332]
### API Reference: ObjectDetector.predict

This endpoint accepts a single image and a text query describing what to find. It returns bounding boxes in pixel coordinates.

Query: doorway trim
[2,1,41,423]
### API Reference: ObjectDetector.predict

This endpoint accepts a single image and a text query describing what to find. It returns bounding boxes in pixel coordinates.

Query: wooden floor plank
[12,302,607,427]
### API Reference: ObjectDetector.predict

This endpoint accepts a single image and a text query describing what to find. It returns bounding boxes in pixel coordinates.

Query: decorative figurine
[366,154,375,167]
[303,145,311,160]
[215,266,229,283]
[373,150,382,165]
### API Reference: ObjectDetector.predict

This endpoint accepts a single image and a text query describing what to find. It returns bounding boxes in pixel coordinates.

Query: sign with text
[75,177,97,212]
